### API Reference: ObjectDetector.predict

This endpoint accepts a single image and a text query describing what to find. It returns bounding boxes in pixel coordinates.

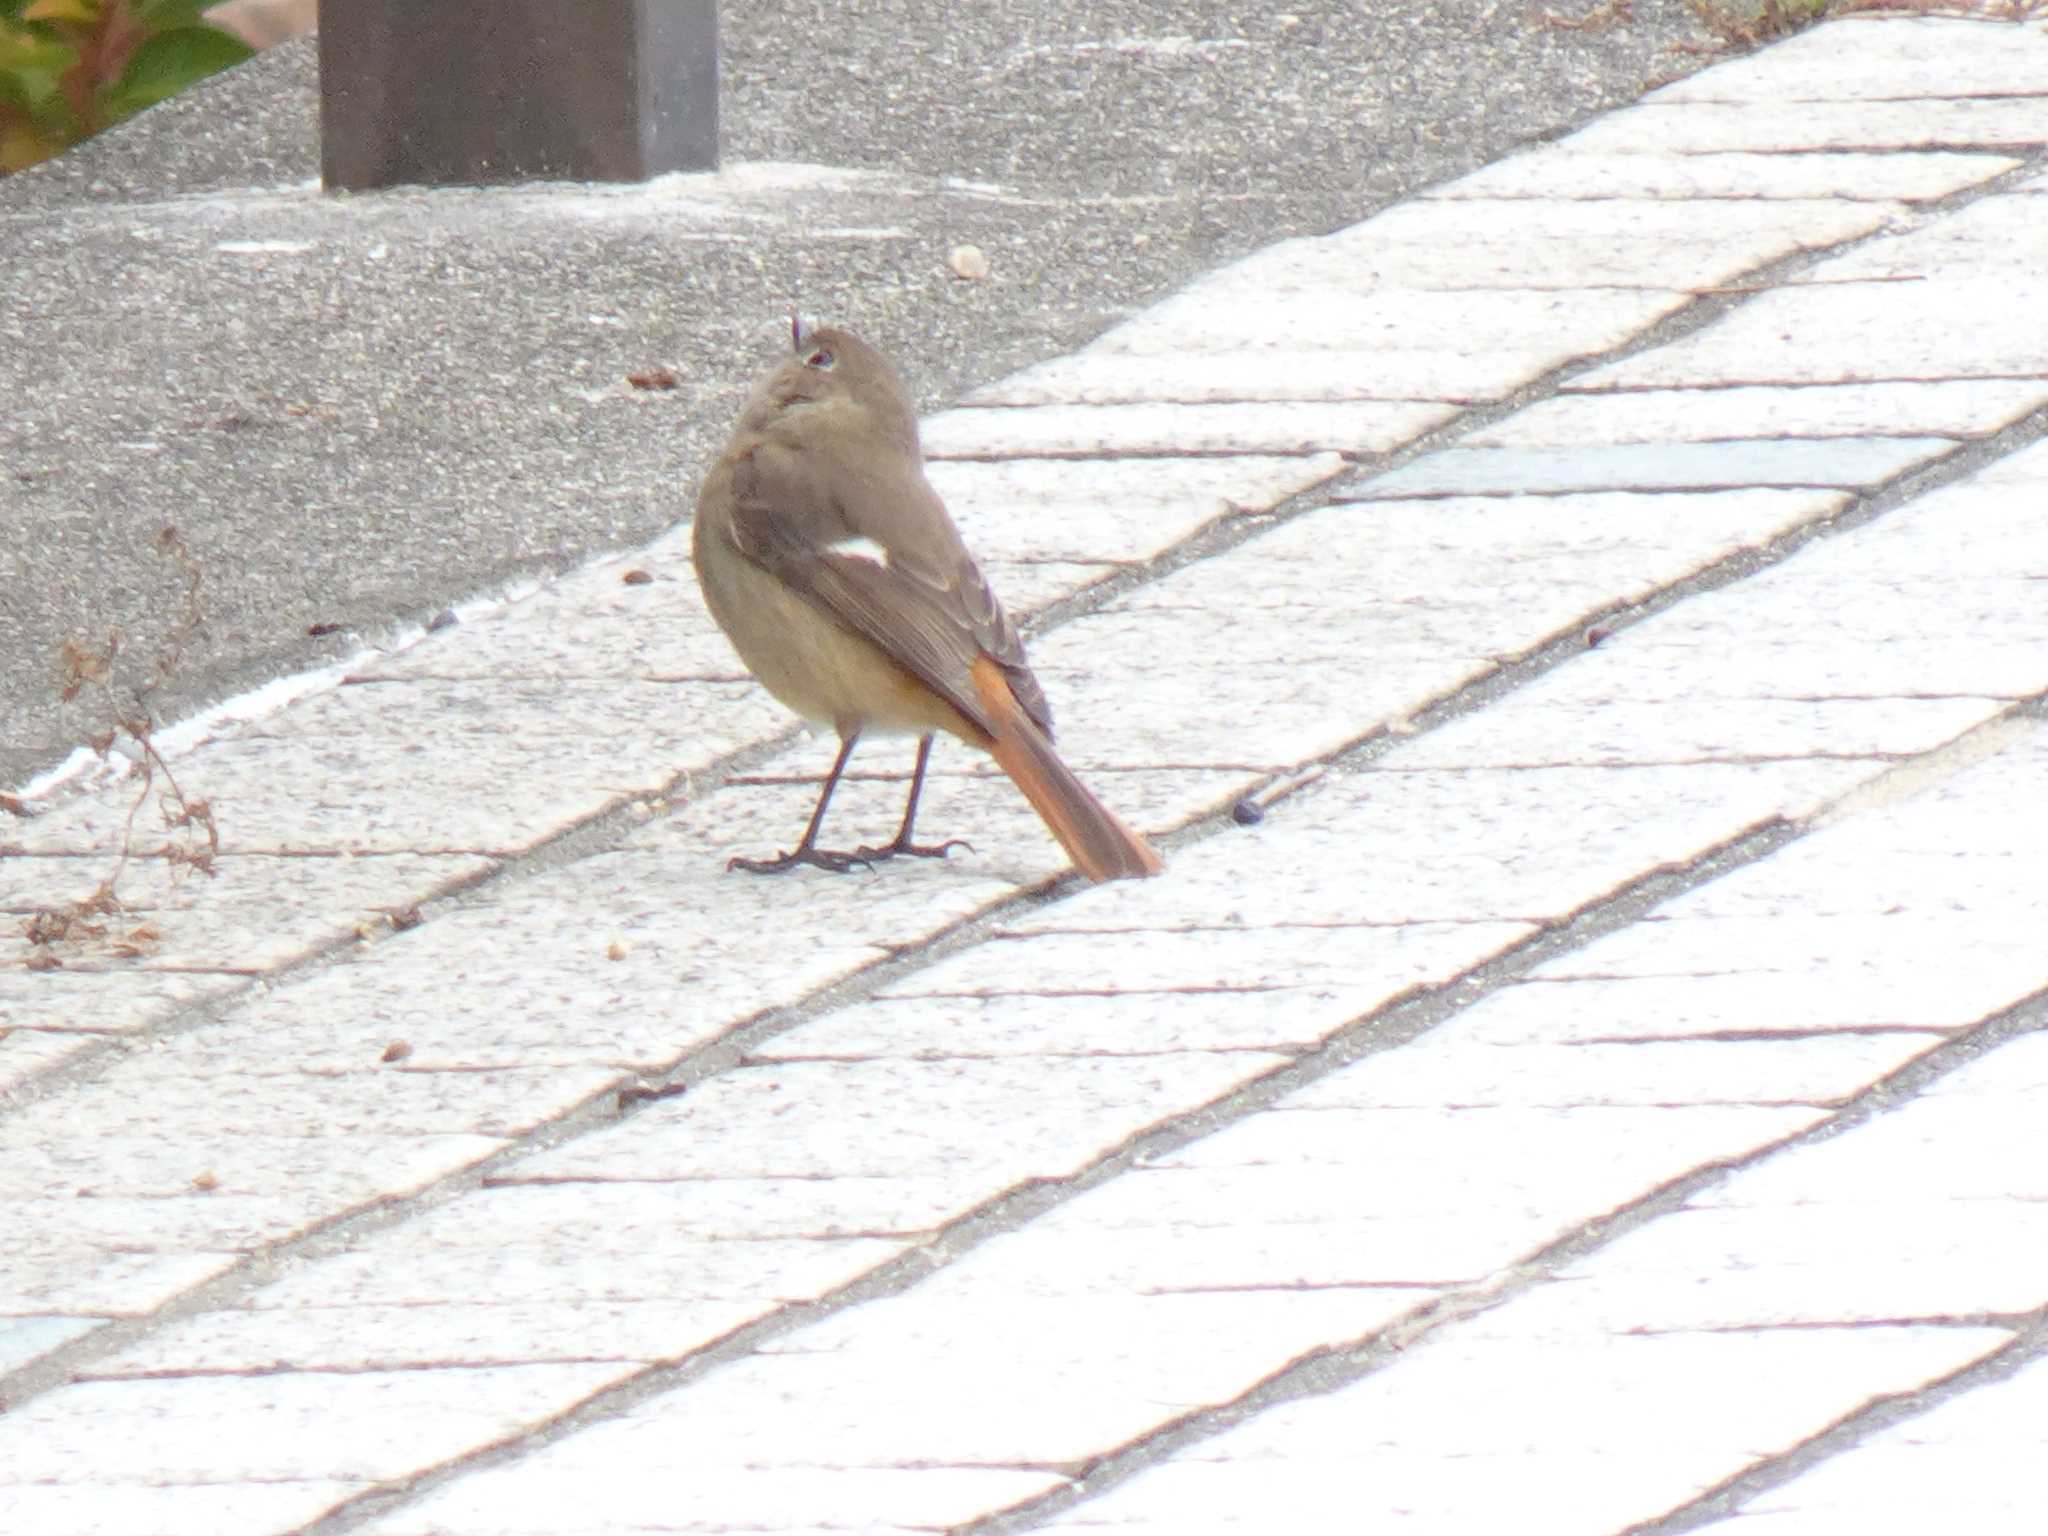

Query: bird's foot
[726,845,876,876]
[854,835,973,864]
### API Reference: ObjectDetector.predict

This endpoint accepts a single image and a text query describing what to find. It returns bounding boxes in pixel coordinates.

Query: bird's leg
[727,733,877,875]
[856,734,972,863]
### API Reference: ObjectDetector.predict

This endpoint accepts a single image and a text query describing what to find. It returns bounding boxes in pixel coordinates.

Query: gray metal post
[319,0,718,191]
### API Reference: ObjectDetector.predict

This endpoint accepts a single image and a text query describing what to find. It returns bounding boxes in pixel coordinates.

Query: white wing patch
[825,535,892,568]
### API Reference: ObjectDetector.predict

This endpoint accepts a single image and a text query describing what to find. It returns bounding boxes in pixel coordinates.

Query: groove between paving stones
[6,177,2048,1442]
[952,980,2048,1536]
[267,692,2045,1535]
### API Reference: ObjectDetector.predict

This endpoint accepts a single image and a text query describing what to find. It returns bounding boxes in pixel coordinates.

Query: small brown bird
[692,318,1163,883]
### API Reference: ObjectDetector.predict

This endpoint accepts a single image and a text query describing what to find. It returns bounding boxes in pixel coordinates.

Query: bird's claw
[855,836,973,863]
[726,846,876,876]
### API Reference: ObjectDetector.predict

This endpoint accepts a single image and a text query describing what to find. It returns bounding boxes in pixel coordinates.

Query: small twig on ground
[19,525,220,970]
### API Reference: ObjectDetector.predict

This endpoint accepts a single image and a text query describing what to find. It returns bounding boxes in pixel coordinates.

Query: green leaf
[98,23,250,122]
[129,0,210,30]
[0,19,75,78]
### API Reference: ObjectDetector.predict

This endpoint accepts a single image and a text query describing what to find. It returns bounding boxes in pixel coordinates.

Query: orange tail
[972,658,1164,883]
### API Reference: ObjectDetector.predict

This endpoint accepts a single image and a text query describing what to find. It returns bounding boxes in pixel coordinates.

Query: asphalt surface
[0,1,1717,790]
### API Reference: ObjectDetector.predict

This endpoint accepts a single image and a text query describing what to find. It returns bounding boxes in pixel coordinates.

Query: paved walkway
[4,16,2048,1535]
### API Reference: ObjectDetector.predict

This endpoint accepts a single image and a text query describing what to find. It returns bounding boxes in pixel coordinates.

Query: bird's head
[735,315,921,459]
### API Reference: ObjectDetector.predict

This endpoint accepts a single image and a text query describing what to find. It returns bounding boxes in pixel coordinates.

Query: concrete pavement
[5,13,2048,1536]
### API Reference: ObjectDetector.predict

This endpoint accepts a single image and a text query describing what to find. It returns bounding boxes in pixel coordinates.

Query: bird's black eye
[805,347,836,371]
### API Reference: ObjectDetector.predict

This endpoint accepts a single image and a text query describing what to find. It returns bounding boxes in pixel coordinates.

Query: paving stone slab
[1534,1198,2048,1329]
[19,1057,624,1142]
[366,1460,1066,1536]
[0,967,244,1035]
[1029,614,1499,769]
[1458,472,2048,713]
[1281,197,1895,290]
[105,718,739,856]
[430,1174,977,1243]
[513,1052,1288,1189]
[1078,282,1691,358]
[1427,148,2022,203]
[1537,912,2045,1013]
[961,347,1573,405]
[1562,96,2048,155]
[10,1181,391,1253]
[1282,1030,1943,1111]
[1499,723,2048,1050]
[1495,970,2023,1042]
[0,1126,505,1203]
[0,1026,96,1091]
[1037,1328,2008,1534]
[961,288,1693,405]
[1303,489,1847,584]
[91,1295,780,1377]
[351,551,747,686]
[0,1312,101,1374]
[1649,16,2048,103]
[227,1231,906,1314]
[1013,759,1872,931]
[231,675,785,755]
[1813,188,2048,282]
[137,823,1006,1080]
[1387,690,2002,769]
[926,452,1349,564]
[1588,289,2048,391]
[1042,485,1853,770]
[1356,436,1959,497]
[1146,1101,1821,1184]
[0,1365,635,1486]
[1692,1102,2048,1209]
[1577,277,2048,391]
[0,852,494,982]
[1,1248,242,1320]
[1707,1356,2048,1536]
[758,967,1481,1060]
[1465,380,2048,447]
[920,399,1461,458]
[1017,1107,1824,1266]
[0,1482,375,1536]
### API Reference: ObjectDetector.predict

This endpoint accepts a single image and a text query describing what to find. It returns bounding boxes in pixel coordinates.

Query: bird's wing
[724,433,1053,737]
